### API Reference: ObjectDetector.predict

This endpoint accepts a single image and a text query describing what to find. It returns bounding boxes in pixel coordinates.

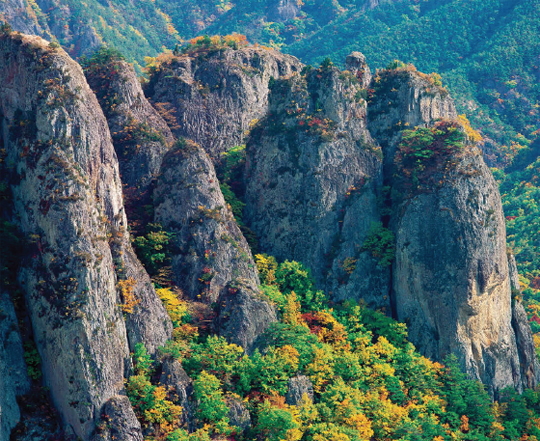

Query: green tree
[133,223,173,276]
[193,371,230,430]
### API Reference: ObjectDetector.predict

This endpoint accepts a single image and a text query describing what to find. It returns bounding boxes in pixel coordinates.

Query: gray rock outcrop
[244,64,389,310]
[345,52,372,89]
[368,67,458,169]
[159,359,194,429]
[146,45,303,159]
[155,139,259,302]
[154,139,276,349]
[243,58,539,394]
[368,66,538,395]
[285,375,314,406]
[0,32,170,438]
[226,396,251,431]
[216,281,277,350]
[390,144,524,395]
[508,253,540,389]
[84,57,174,196]
[95,396,144,441]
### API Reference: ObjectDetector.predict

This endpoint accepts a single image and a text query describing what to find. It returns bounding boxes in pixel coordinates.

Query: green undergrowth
[394,121,466,194]
[361,223,395,268]
[216,144,259,252]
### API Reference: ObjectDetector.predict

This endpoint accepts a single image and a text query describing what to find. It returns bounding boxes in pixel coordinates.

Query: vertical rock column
[0,33,169,438]
[244,59,389,309]
[367,67,538,395]
[154,139,276,350]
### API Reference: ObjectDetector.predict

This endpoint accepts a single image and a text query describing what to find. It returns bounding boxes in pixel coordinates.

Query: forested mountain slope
[1,26,540,439]
[2,1,540,440]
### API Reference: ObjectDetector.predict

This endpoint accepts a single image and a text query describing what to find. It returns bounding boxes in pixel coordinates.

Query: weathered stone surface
[0,291,30,440]
[95,396,143,441]
[391,147,523,395]
[512,301,540,390]
[146,46,302,159]
[508,252,522,295]
[155,139,259,302]
[159,359,193,429]
[155,139,276,349]
[368,68,458,169]
[85,58,174,194]
[85,57,175,353]
[345,52,372,88]
[368,67,538,394]
[0,33,169,438]
[285,375,314,406]
[216,281,277,351]
[244,64,389,309]
[226,396,251,431]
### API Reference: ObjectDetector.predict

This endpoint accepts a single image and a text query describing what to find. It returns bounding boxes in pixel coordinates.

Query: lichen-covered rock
[159,359,193,429]
[154,139,276,349]
[0,33,170,438]
[0,291,30,440]
[368,67,458,168]
[244,63,389,309]
[368,67,538,394]
[285,375,314,406]
[84,56,173,196]
[226,396,251,432]
[216,281,277,351]
[94,396,143,441]
[145,46,302,159]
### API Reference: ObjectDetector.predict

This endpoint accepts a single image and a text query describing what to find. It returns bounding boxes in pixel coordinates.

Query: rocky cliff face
[243,59,538,393]
[391,138,524,395]
[154,139,276,349]
[367,67,537,395]
[85,57,174,191]
[0,290,30,440]
[84,46,276,352]
[0,32,171,438]
[244,60,389,310]
[1,29,539,439]
[84,55,174,234]
[145,45,303,160]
